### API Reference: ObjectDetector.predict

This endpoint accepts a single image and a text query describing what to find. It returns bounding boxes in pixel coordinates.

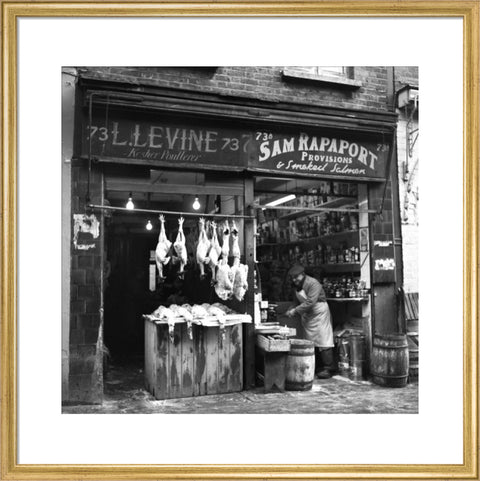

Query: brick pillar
[68,159,104,404]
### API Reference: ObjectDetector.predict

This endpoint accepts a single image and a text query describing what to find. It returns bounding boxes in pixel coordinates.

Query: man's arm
[292,280,321,315]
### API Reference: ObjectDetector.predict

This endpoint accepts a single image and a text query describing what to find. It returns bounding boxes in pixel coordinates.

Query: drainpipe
[388,67,406,332]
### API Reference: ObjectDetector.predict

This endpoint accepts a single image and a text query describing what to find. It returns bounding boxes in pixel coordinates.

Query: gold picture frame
[1,1,478,479]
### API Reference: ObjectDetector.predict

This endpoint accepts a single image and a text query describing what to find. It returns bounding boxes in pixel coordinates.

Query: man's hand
[286,308,295,318]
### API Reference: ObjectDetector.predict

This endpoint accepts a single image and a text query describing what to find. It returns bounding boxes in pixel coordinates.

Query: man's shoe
[316,369,332,379]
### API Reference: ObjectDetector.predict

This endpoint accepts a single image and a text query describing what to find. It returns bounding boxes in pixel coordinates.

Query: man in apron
[286,264,335,379]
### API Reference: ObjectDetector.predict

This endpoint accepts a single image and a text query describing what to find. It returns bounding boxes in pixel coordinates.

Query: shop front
[67,77,399,402]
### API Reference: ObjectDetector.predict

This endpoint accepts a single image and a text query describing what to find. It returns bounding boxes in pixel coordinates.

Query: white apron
[295,289,334,349]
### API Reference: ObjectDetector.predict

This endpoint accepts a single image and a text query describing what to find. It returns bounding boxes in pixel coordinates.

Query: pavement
[63,360,418,414]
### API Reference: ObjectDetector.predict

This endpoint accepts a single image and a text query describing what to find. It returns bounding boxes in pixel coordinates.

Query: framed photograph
[2,1,478,480]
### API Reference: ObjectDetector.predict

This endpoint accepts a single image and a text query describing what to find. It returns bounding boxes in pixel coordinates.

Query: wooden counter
[144,314,251,400]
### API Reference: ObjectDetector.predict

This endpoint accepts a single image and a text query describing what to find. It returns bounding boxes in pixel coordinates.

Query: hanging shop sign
[82,109,390,181]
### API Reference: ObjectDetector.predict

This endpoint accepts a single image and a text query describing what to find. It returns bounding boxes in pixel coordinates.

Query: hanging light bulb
[126,192,134,210]
[192,196,201,210]
[146,220,153,231]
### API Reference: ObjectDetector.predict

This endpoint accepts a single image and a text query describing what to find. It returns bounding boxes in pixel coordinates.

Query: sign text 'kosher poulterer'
[83,115,389,180]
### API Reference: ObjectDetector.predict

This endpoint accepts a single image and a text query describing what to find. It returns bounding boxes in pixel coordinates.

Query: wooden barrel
[285,339,315,391]
[371,334,409,388]
[408,338,419,381]
[349,333,366,381]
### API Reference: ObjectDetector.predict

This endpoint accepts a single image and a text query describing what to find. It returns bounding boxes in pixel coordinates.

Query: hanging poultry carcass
[173,216,188,278]
[215,257,234,301]
[220,220,230,259]
[206,221,221,284]
[155,215,172,281]
[230,219,241,260]
[196,217,210,280]
[232,259,249,302]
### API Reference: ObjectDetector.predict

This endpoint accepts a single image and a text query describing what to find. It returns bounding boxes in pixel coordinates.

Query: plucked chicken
[191,304,209,319]
[220,220,230,259]
[230,220,241,259]
[206,304,227,319]
[215,257,234,301]
[152,305,176,343]
[173,216,187,278]
[207,304,227,346]
[152,305,175,320]
[233,261,249,302]
[207,221,221,284]
[196,218,210,279]
[181,303,192,313]
[155,215,172,281]
[169,304,194,339]
[169,304,193,322]
[211,302,232,314]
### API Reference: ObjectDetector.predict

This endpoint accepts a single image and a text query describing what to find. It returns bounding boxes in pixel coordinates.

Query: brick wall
[79,66,390,112]
[69,159,104,403]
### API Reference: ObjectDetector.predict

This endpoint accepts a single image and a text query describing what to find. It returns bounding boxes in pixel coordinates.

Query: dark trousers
[315,347,334,374]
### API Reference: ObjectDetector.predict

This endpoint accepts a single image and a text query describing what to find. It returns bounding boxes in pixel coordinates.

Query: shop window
[254,176,372,334]
[282,67,362,88]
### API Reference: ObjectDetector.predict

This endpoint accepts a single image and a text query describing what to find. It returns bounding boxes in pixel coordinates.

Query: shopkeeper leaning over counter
[286,264,335,379]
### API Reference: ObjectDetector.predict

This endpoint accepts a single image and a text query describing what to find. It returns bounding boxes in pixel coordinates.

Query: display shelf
[256,230,359,249]
[318,263,361,273]
[283,230,359,246]
[256,262,360,272]
[327,297,366,301]
[279,197,357,221]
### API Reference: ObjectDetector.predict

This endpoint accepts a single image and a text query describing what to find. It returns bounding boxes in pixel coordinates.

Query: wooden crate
[144,318,243,400]
[256,334,291,352]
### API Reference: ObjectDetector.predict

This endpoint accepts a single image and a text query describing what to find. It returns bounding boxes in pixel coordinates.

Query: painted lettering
[148,126,164,148]
[133,124,147,147]
[271,140,282,158]
[319,137,330,151]
[298,133,310,151]
[205,131,217,152]
[111,122,128,146]
[358,146,368,164]
[327,138,338,153]
[259,141,270,161]
[188,130,203,151]
[348,143,359,157]
[166,128,180,149]
[283,137,295,153]
[309,136,319,151]
[338,139,349,154]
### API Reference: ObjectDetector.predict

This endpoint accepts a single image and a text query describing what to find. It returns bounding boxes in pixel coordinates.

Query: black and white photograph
[61,66,419,414]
